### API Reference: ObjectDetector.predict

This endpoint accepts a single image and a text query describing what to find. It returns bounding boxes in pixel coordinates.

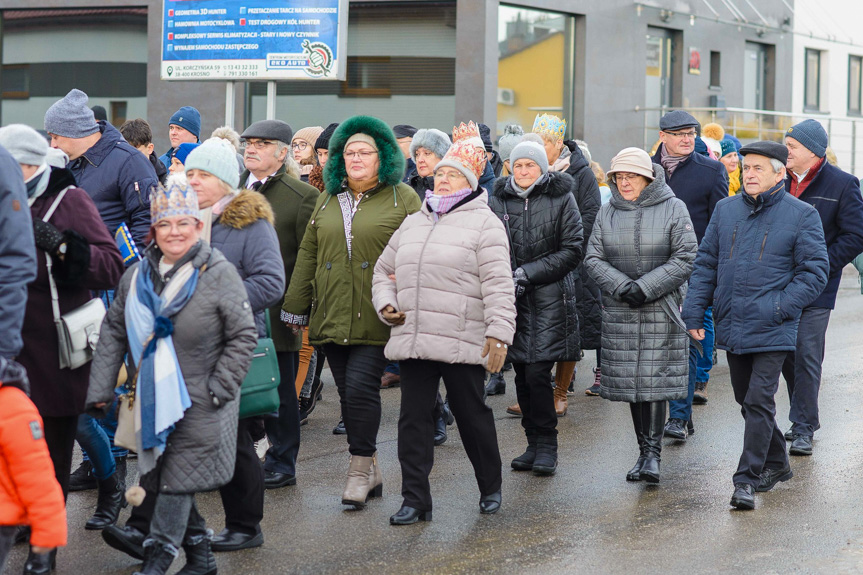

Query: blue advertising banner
[160,0,347,81]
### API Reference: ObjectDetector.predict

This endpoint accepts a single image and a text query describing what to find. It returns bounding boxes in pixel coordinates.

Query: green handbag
[239,312,281,419]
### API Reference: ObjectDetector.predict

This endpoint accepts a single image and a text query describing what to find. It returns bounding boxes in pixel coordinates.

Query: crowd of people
[1,86,863,575]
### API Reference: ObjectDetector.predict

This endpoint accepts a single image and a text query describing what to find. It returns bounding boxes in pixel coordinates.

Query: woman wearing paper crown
[372,140,516,524]
[488,140,585,477]
[283,116,422,509]
[87,175,258,575]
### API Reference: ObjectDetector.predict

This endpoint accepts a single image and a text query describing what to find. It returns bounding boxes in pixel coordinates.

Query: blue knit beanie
[184,138,239,189]
[173,142,200,165]
[169,106,202,141]
[786,119,828,158]
[44,89,100,138]
[720,139,737,158]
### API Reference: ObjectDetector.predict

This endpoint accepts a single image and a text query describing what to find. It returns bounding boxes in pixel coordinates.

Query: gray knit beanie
[509,141,549,174]
[184,137,240,189]
[498,124,524,165]
[785,119,828,158]
[409,129,451,161]
[0,124,48,166]
[44,89,100,138]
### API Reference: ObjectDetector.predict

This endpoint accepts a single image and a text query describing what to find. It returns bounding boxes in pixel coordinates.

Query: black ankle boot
[23,548,56,574]
[177,532,217,575]
[640,401,665,483]
[389,505,432,525]
[134,540,179,575]
[511,432,537,471]
[532,435,558,476]
[627,403,646,482]
[85,468,128,530]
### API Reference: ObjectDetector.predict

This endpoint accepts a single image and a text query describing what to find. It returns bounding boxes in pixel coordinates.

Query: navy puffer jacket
[683,183,829,354]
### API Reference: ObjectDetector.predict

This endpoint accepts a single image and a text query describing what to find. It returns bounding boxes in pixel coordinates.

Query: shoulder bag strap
[42,188,69,326]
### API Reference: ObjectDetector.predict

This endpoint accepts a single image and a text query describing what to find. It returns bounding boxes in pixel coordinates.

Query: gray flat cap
[241,120,293,144]
[659,110,700,132]
[739,141,788,165]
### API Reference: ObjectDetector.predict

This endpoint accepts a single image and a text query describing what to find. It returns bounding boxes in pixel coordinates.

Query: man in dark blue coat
[652,111,728,440]
[781,119,863,456]
[683,141,828,510]
[44,89,157,246]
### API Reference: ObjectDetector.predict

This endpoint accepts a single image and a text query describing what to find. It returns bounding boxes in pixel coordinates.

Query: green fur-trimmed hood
[323,115,406,194]
[219,189,275,229]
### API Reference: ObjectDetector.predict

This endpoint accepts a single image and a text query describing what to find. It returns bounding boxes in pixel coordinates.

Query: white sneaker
[254,437,269,462]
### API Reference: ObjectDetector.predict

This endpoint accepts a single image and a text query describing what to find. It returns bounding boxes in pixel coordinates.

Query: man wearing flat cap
[683,141,828,511]
[392,124,418,182]
[781,120,863,457]
[237,120,318,498]
[652,110,729,441]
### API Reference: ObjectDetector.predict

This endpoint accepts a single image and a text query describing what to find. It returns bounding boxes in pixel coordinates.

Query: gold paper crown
[452,121,484,147]
[441,141,488,180]
[532,113,566,141]
[150,179,200,223]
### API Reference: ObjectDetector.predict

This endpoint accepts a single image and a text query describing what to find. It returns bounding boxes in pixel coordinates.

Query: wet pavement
[5,275,863,574]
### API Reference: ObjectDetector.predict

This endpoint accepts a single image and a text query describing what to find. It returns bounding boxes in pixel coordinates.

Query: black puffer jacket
[489,171,585,363]
[406,168,434,200]
[562,141,603,350]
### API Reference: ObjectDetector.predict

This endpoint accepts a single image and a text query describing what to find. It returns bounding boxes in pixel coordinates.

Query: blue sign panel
[160,0,348,81]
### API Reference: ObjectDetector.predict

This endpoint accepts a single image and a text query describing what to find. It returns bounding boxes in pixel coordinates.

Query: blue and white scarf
[125,257,199,476]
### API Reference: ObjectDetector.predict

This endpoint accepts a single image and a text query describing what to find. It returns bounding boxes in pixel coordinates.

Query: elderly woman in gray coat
[87,178,257,575]
[584,147,697,484]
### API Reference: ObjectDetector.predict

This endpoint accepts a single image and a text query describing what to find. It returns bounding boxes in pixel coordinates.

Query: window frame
[849,55,862,116]
[709,50,721,88]
[0,64,30,99]
[804,48,821,112]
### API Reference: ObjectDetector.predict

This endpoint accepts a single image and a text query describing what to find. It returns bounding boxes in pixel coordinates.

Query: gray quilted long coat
[86,242,257,494]
[584,165,697,403]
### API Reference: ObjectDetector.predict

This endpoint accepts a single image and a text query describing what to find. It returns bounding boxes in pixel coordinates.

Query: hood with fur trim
[323,115,406,194]
[219,189,275,229]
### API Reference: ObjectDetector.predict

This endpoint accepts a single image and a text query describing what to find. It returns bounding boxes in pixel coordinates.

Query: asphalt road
[5,275,863,575]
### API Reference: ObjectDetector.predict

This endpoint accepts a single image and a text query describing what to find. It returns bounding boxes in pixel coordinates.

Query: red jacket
[0,383,67,548]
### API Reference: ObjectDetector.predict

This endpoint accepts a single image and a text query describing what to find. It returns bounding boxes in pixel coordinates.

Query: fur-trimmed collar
[323,115,406,194]
[218,189,275,230]
[492,170,575,199]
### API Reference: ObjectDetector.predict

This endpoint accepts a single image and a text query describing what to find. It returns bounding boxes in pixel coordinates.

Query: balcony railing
[635,106,863,178]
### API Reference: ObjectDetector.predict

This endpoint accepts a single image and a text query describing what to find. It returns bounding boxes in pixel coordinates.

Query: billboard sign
[161,0,348,81]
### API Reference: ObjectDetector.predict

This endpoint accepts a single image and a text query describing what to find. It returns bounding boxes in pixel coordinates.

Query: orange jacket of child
[0,382,67,548]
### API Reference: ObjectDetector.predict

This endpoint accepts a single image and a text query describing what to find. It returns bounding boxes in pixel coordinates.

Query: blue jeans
[669,307,714,421]
[77,414,117,480]
[79,394,128,466]
[384,361,400,375]
[695,307,715,383]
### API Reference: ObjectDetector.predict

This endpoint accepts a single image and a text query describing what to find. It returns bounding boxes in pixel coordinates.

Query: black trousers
[513,361,557,437]
[726,351,790,487]
[322,344,388,456]
[398,360,502,511]
[264,351,301,475]
[42,415,77,500]
[781,307,832,437]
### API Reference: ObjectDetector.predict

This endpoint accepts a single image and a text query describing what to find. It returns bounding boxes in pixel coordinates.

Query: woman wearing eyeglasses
[292,126,323,183]
[283,116,422,509]
[583,147,697,484]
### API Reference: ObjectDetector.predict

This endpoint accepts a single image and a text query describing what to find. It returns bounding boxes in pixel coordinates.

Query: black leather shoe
[68,460,97,492]
[86,469,128,530]
[485,372,506,396]
[264,471,297,489]
[433,415,447,446]
[389,506,432,525]
[211,528,264,552]
[730,483,755,510]
[626,456,646,482]
[789,434,813,456]
[333,419,346,435]
[664,418,688,441]
[23,549,56,574]
[102,524,146,560]
[756,465,793,492]
[479,491,501,514]
[784,429,794,441]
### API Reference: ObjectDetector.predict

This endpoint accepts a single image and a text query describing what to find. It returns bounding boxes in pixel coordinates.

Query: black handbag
[238,312,281,419]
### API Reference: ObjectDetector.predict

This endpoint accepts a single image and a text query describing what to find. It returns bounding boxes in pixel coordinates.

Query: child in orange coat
[0,358,66,572]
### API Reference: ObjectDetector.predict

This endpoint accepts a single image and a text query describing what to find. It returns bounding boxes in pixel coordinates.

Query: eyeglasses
[613,173,642,184]
[292,141,309,151]
[344,151,378,160]
[663,131,697,140]
[434,170,467,182]
[154,219,197,232]
[242,140,276,150]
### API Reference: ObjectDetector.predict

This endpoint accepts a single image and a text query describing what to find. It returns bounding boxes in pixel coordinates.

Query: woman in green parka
[282,116,421,509]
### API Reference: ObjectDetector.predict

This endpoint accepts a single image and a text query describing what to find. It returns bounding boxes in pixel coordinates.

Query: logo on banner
[302,39,334,78]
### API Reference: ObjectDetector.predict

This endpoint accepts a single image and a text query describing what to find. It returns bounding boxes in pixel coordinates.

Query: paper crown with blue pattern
[532,113,566,141]
[150,177,200,224]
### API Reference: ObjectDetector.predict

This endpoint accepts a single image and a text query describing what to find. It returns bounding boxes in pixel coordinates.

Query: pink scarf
[424,188,473,221]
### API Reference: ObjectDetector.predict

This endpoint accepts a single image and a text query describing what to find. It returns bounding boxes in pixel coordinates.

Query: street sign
[160,0,348,81]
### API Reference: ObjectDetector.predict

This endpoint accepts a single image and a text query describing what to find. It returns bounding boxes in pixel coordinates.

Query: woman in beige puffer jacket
[372,135,516,525]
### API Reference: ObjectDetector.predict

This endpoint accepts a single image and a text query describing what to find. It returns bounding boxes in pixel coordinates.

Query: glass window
[498,5,575,140]
[710,51,721,87]
[849,55,862,115]
[804,48,821,111]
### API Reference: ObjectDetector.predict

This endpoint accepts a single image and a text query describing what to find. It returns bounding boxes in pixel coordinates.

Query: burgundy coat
[18,168,124,418]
